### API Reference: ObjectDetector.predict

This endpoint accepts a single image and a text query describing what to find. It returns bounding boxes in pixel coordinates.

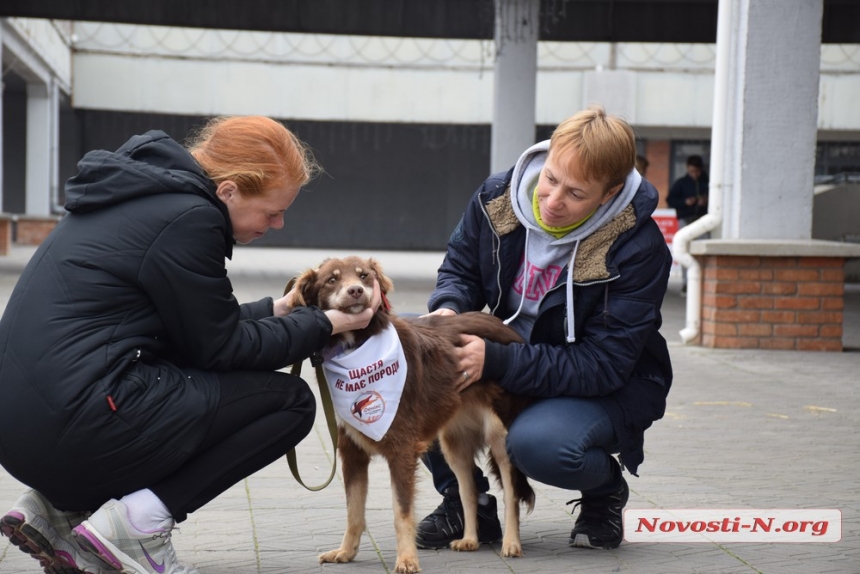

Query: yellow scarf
[532,185,596,239]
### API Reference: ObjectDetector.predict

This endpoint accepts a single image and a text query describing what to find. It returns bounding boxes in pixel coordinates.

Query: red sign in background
[652,208,680,276]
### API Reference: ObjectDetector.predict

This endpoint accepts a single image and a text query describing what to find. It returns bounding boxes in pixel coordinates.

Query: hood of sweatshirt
[65,130,225,213]
[505,140,642,342]
[63,130,234,254]
[508,140,641,244]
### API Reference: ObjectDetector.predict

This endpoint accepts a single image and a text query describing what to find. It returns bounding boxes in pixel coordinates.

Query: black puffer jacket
[0,131,330,503]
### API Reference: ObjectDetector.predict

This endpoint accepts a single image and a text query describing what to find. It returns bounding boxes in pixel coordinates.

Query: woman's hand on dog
[455,334,485,391]
[420,309,486,390]
[274,282,305,316]
[425,308,457,317]
[325,277,383,335]
[273,293,294,317]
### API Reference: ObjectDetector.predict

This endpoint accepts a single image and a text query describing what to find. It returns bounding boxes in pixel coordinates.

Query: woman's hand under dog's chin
[325,307,375,335]
[325,277,383,335]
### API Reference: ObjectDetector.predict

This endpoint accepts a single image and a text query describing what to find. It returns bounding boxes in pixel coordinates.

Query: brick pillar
[701,255,846,351]
[0,215,12,255]
[645,140,671,208]
[15,215,61,245]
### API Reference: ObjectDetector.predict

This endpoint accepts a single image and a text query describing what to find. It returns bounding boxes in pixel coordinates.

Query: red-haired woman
[0,116,378,574]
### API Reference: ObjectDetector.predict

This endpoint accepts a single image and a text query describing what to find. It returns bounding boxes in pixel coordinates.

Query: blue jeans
[422,397,620,498]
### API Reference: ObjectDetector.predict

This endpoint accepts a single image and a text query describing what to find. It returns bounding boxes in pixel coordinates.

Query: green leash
[286,360,340,491]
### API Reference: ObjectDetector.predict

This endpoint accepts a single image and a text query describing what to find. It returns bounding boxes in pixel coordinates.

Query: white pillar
[25,77,58,216]
[491,0,539,174]
[721,0,823,240]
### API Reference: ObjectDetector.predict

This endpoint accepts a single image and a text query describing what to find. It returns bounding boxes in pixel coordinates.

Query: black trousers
[150,370,315,522]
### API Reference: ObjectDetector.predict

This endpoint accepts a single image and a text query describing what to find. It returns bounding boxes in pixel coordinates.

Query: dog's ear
[367,258,394,294]
[368,258,394,294]
[283,276,299,297]
[284,269,318,307]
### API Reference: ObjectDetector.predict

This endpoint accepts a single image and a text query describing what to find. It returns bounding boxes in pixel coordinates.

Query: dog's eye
[359,273,368,280]
[327,276,338,284]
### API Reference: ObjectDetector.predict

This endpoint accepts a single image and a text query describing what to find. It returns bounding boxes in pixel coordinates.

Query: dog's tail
[412,311,524,345]
[515,468,536,514]
[487,457,536,514]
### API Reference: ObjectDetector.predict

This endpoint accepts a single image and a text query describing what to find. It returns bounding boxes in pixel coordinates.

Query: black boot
[568,476,629,549]
[415,487,502,549]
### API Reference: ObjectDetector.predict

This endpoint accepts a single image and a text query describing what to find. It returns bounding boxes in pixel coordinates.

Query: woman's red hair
[188,116,319,196]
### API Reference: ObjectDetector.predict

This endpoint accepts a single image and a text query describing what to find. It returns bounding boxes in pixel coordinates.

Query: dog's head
[285,256,394,345]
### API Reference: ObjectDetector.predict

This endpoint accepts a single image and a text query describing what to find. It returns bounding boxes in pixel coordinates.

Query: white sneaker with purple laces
[73,499,198,574]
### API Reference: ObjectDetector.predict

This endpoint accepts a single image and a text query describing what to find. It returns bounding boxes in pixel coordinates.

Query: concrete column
[25,77,58,216]
[721,0,823,240]
[491,0,539,173]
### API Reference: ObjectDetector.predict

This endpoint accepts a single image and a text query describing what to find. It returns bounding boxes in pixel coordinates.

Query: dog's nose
[347,285,364,299]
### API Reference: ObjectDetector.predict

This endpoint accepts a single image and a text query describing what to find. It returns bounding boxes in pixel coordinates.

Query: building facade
[1,16,859,250]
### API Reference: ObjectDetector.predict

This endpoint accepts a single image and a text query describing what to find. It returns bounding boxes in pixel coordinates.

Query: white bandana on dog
[322,324,407,441]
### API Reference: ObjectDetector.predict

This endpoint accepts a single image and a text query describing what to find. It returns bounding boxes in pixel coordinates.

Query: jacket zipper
[477,190,505,317]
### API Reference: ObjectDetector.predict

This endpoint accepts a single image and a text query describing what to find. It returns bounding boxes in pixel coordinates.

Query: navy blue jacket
[428,169,673,475]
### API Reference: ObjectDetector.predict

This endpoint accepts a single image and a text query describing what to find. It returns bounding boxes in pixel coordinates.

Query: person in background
[667,154,709,293]
[415,105,673,551]
[0,116,379,574]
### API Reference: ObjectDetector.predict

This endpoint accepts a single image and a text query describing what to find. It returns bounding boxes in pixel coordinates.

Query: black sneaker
[567,476,629,549]
[415,487,502,549]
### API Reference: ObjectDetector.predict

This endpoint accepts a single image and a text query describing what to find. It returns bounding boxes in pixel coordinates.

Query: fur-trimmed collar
[486,189,521,236]
[485,190,637,283]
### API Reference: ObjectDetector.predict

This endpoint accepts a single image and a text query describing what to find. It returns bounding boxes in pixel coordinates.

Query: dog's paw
[449,538,480,552]
[394,553,421,573]
[319,548,356,564]
[501,540,523,557]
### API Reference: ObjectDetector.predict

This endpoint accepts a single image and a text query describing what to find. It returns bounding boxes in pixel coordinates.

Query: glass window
[815,142,860,183]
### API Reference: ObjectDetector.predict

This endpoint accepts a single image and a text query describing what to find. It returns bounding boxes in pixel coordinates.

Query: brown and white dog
[286,256,535,574]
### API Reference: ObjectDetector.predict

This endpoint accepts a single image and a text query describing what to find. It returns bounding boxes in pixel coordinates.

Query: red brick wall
[700,255,845,351]
[16,217,59,245]
[0,217,11,255]
[644,140,671,208]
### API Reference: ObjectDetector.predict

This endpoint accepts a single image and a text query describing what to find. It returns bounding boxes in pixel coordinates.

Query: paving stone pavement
[1,245,858,574]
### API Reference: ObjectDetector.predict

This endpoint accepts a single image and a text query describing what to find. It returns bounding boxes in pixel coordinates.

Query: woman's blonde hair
[188,116,319,196]
[550,105,636,193]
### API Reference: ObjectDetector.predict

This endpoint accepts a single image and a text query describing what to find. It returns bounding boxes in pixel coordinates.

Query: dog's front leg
[319,434,370,565]
[440,433,481,551]
[388,454,421,573]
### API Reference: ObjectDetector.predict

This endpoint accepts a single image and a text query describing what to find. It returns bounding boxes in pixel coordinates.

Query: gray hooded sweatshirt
[505,140,642,342]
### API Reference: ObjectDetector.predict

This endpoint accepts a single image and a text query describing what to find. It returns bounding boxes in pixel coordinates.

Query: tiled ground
[1,246,857,574]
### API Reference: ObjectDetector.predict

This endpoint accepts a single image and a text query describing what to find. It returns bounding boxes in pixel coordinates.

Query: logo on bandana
[322,324,407,441]
[351,390,385,424]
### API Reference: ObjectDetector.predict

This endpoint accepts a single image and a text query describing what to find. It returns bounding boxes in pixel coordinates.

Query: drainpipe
[674,0,734,343]
[50,77,64,214]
